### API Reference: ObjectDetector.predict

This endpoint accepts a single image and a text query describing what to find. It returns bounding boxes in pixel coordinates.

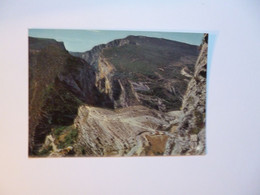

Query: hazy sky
[29,29,204,52]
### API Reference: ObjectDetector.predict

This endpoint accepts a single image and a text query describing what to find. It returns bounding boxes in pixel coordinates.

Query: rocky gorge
[29,34,207,157]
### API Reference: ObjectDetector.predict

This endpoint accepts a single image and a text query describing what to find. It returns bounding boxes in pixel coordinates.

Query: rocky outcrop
[94,54,141,109]
[164,34,208,155]
[74,105,179,156]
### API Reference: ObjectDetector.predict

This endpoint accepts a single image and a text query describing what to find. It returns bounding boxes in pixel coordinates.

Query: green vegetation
[37,145,52,156]
[103,43,181,78]
[29,38,86,155]
[29,42,69,127]
[53,126,67,136]
[58,128,78,149]
[64,56,85,74]
[52,125,78,149]
[42,80,83,125]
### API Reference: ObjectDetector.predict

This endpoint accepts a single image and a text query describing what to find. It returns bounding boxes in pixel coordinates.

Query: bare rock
[74,105,173,156]
[164,34,208,156]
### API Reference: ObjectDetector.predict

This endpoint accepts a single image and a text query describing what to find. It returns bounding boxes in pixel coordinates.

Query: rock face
[72,35,200,112]
[71,38,131,68]
[29,37,112,155]
[74,105,179,156]
[164,34,208,155]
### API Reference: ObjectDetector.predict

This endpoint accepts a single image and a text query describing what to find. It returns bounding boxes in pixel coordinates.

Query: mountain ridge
[71,35,199,112]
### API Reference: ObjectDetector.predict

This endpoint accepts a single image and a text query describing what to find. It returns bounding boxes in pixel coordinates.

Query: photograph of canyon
[29,29,208,157]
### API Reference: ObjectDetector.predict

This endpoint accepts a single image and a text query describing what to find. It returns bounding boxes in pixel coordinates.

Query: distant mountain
[71,35,199,111]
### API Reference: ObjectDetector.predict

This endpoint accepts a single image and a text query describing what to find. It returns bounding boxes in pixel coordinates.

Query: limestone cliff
[72,35,200,112]
[164,34,208,155]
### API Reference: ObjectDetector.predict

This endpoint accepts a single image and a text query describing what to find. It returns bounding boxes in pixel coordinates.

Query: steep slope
[72,36,200,112]
[29,37,112,155]
[164,34,208,155]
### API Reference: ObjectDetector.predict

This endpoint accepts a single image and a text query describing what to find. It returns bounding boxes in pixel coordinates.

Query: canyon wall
[165,34,208,155]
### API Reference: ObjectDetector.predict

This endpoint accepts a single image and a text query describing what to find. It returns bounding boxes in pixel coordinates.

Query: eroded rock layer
[74,105,180,156]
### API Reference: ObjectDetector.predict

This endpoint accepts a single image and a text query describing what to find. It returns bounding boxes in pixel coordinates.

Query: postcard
[28,29,208,157]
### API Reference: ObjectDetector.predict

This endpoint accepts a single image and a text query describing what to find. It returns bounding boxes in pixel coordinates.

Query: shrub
[53,126,66,136]
[38,145,52,156]
[57,127,78,149]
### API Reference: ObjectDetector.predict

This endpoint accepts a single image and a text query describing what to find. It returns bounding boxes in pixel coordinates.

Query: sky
[29,29,204,52]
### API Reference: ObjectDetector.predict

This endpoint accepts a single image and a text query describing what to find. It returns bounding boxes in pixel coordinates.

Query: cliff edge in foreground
[165,34,208,155]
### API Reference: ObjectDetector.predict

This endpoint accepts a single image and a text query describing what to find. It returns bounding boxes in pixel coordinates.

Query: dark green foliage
[102,37,198,81]
[53,126,66,136]
[103,43,180,77]
[29,37,86,155]
[64,56,84,74]
[37,145,52,156]
[55,126,78,149]
[43,81,83,125]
